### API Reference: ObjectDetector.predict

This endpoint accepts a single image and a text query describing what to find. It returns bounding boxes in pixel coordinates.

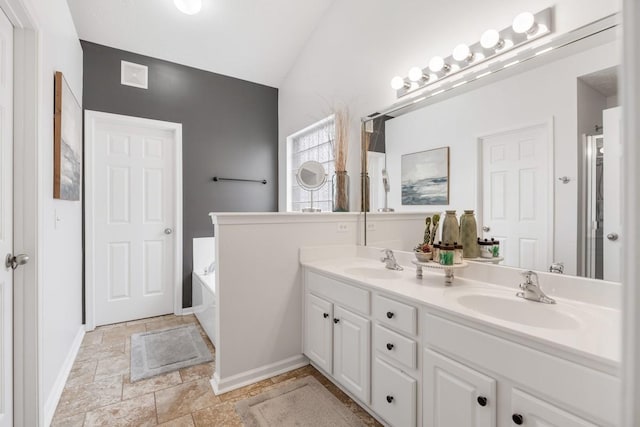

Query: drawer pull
[386,395,394,403]
[512,414,524,425]
[477,396,487,407]
[386,311,395,319]
[333,318,340,324]
[386,343,394,351]
[323,313,329,318]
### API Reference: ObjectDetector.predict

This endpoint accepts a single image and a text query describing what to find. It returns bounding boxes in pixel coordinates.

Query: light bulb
[481,29,502,49]
[452,44,472,62]
[428,56,447,73]
[390,76,406,90]
[174,0,202,15]
[408,66,425,82]
[512,12,536,34]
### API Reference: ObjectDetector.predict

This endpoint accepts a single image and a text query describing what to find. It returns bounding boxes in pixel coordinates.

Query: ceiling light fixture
[174,0,202,15]
[512,12,537,35]
[480,29,504,50]
[389,7,552,99]
[428,56,450,73]
[408,66,429,82]
[452,44,474,63]
[390,76,409,90]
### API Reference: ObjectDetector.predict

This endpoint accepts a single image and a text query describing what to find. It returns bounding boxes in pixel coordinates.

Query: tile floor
[52,314,382,426]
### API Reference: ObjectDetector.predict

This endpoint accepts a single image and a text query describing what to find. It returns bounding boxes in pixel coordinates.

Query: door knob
[482,226,490,232]
[164,228,173,235]
[607,233,619,241]
[5,253,29,270]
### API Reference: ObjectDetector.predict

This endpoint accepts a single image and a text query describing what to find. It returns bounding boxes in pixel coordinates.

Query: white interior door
[603,107,622,282]
[87,112,181,327]
[0,9,13,427]
[481,123,551,271]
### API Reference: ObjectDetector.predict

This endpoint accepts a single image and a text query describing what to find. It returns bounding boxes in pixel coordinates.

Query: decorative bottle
[459,210,480,258]
[441,210,459,244]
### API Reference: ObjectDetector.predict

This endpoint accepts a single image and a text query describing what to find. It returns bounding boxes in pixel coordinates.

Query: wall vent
[121,61,148,89]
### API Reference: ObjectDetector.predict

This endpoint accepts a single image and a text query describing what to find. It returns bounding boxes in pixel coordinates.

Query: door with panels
[423,349,496,427]
[0,8,12,427]
[480,123,551,271]
[304,293,333,374]
[333,305,370,404]
[88,113,181,326]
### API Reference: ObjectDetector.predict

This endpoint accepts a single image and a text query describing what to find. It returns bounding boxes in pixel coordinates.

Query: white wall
[278,0,619,214]
[210,213,363,392]
[382,41,618,276]
[24,0,84,419]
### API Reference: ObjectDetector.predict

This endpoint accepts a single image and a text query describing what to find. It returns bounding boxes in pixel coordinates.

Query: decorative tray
[467,256,505,263]
[411,260,468,285]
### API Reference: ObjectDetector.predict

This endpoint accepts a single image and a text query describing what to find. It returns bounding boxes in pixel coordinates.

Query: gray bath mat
[235,376,365,427]
[130,325,213,382]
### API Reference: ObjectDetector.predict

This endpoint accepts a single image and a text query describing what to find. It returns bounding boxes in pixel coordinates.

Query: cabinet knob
[386,395,394,403]
[477,396,487,407]
[512,414,524,425]
[333,318,340,324]
[386,343,394,351]
[323,313,329,318]
[386,311,394,319]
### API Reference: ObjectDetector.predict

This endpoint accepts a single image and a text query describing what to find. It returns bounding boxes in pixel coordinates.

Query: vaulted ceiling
[66,0,335,88]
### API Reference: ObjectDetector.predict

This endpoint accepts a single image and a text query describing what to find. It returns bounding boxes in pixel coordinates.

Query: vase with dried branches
[332,109,350,212]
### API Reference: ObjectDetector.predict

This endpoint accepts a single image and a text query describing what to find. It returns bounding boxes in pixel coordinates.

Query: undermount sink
[343,266,403,280]
[455,294,581,330]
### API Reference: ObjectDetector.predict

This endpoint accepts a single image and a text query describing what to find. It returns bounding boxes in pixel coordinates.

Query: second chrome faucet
[381,249,403,271]
[516,270,556,304]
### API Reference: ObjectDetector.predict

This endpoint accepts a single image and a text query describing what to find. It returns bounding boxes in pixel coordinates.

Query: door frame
[0,0,41,425]
[476,119,555,268]
[84,110,183,331]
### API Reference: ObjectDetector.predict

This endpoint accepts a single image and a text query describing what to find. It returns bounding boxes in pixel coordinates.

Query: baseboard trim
[211,354,309,395]
[44,325,85,426]
[180,307,194,315]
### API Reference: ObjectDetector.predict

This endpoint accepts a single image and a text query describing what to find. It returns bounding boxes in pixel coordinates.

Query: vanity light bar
[391,8,553,98]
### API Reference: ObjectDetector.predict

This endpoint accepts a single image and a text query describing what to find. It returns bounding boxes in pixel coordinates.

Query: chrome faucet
[549,262,564,274]
[381,249,403,271]
[516,271,556,304]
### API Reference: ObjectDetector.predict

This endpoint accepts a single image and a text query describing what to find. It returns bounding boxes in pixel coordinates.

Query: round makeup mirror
[296,160,327,212]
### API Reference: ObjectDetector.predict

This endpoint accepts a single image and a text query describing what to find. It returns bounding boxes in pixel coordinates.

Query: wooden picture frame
[54,71,82,200]
[401,146,450,205]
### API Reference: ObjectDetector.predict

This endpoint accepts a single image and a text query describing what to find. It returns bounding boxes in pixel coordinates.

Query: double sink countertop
[300,245,621,375]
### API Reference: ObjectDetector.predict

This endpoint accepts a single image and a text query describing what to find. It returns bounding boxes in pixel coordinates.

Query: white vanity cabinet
[423,313,619,427]
[423,349,496,427]
[304,271,371,404]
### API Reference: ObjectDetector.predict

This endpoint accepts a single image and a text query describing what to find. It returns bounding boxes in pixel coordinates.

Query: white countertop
[301,252,621,372]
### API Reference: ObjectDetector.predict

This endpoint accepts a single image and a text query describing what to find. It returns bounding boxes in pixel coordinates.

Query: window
[287,115,335,212]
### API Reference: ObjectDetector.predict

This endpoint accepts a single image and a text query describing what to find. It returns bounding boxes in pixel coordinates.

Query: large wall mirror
[362,14,620,282]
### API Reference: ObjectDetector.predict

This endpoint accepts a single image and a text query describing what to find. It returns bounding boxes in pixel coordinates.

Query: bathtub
[192,237,216,347]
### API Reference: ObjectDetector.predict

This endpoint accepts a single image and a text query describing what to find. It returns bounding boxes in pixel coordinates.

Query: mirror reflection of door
[602,107,622,281]
[480,123,552,271]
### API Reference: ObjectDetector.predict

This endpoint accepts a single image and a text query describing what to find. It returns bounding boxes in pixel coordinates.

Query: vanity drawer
[373,294,417,336]
[372,357,417,427]
[374,324,417,369]
[307,271,370,315]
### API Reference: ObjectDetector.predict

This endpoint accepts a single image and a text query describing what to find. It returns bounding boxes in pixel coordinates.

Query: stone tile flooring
[52,314,382,426]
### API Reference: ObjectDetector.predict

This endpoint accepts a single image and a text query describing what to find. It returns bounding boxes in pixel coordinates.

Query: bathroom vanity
[300,246,620,427]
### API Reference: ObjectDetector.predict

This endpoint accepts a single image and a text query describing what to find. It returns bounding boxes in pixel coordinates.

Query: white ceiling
[66,0,335,88]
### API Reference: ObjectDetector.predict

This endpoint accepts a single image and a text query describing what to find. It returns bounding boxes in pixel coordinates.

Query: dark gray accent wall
[81,41,278,307]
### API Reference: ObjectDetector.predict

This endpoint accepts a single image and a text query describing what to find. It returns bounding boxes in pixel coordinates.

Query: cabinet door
[334,305,371,404]
[511,389,599,427]
[372,357,417,426]
[305,293,333,374]
[424,349,496,427]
